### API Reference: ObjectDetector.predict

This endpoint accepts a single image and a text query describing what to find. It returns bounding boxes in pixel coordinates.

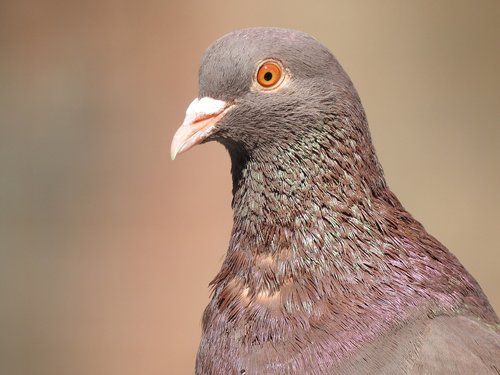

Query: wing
[408,314,500,374]
[329,314,500,375]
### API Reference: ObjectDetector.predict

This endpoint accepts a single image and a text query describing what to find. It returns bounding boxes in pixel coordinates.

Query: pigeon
[171,27,500,375]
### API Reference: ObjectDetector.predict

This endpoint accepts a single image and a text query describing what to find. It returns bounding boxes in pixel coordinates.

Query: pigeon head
[171,27,373,167]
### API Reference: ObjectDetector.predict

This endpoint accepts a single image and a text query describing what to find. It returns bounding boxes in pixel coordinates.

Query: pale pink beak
[171,97,231,160]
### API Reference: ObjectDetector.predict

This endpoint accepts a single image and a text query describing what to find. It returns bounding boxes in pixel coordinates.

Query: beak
[171,97,231,160]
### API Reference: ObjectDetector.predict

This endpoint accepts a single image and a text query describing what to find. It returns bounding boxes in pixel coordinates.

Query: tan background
[1,1,499,374]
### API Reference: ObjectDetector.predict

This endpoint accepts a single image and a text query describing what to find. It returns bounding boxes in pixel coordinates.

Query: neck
[210,134,486,316]
[212,132,399,306]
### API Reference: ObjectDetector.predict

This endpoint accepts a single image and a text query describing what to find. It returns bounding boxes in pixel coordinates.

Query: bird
[171,27,500,375]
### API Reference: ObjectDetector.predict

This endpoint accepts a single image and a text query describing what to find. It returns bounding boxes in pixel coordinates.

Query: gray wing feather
[409,315,500,374]
[329,314,500,374]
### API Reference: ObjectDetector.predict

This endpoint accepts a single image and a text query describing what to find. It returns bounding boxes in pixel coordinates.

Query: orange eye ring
[256,61,283,88]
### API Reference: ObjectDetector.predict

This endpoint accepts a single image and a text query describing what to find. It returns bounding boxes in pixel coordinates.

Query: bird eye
[256,61,283,89]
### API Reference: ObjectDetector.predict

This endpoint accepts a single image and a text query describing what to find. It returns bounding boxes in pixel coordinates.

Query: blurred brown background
[1,1,499,374]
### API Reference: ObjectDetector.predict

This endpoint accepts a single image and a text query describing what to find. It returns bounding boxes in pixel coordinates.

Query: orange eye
[256,61,283,88]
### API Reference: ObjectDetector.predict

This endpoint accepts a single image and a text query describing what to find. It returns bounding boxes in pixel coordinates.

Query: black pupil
[263,71,273,81]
